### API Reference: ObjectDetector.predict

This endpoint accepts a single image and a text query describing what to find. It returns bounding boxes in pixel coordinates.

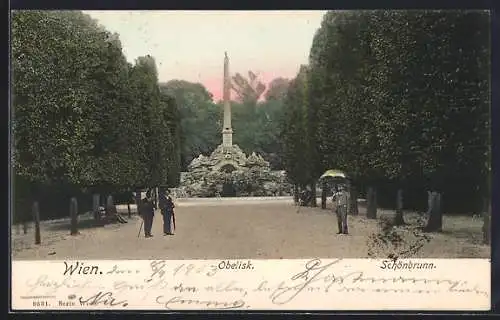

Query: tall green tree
[231,71,266,106]
[160,80,221,170]
[12,11,109,188]
[281,66,313,191]
[265,77,290,102]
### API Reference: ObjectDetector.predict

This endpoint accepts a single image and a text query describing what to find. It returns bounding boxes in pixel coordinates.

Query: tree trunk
[23,221,28,234]
[293,184,299,205]
[426,191,432,215]
[349,185,359,216]
[366,186,377,219]
[310,182,317,207]
[92,193,100,223]
[321,181,327,209]
[135,189,142,215]
[393,189,405,225]
[32,201,41,245]
[482,197,490,245]
[70,197,79,236]
[424,191,442,232]
[106,195,117,217]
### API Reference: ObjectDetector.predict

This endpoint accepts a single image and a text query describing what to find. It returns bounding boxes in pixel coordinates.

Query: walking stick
[172,210,176,231]
[137,220,143,238]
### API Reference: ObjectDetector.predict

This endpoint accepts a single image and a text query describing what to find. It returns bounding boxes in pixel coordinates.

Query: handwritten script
[12,259,490,311]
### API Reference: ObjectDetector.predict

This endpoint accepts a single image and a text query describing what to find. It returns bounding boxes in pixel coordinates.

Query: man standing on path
[333,184,350,235]
[159,189,175,236]
[141,190,155,238]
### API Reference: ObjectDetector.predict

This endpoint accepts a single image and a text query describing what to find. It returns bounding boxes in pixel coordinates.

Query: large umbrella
[319,169,349,181]
[318,169,349,196]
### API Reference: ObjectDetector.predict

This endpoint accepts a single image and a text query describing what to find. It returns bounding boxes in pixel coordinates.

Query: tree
[231,71,266,108]
[281,65,314,196]
[264,77,290,102]
[160,80,221,170]
[13,10,108,189]
[160,93,182,187]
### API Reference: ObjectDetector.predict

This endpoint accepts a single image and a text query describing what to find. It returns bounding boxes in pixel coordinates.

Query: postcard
[10,10,492,311]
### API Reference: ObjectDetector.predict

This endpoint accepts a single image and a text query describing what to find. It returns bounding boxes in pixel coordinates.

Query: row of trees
[12,11,181,221]
[281,10,491,231]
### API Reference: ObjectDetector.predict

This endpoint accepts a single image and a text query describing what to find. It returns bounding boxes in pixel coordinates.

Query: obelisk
[222,52,233,147]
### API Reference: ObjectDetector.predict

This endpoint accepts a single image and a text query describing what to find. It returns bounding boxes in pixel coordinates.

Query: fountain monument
[176,53,291,197]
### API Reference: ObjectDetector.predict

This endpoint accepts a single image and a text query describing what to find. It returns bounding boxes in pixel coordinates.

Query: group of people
[141,184,349,237]
[140,189,176,238]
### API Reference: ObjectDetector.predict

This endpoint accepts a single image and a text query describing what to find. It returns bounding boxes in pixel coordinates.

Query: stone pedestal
[222,128,233,147]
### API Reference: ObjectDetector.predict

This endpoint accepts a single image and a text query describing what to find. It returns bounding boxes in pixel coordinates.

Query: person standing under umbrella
[333,184,350,235]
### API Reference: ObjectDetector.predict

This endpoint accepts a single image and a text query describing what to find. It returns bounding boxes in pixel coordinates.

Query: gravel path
[11,198,490,260]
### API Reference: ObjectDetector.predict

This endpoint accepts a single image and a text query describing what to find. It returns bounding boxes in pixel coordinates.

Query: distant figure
[299,186,312,206]
[141,191,155,238]
[159,190,175,236]
[333,185,350,235]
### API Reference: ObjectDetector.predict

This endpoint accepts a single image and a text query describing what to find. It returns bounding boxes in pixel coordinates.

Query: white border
[12,258,491,311]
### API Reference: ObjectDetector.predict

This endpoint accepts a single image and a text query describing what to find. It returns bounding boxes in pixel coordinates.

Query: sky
[85,11,327,100]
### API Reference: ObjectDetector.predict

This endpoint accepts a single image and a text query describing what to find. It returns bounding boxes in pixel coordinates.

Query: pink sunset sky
[86,11,327,101]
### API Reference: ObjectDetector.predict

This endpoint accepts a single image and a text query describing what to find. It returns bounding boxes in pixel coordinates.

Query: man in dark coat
[141,191,155,238]
[159,189,175,235]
